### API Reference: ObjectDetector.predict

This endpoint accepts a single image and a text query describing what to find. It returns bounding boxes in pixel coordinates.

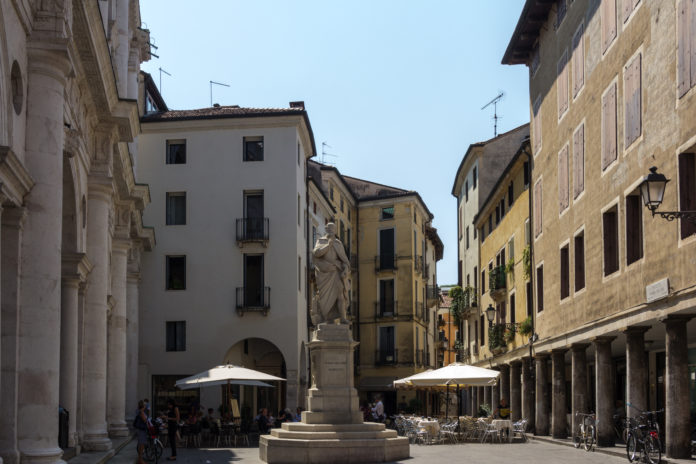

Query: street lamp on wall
[485,304,496,323]
[640,166,696,224]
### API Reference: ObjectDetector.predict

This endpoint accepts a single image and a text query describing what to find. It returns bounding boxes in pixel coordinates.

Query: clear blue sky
[140,0,530,286]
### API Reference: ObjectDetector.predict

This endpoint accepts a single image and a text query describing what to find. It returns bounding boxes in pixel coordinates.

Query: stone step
[271,429,399,440]
[281,422,386,432]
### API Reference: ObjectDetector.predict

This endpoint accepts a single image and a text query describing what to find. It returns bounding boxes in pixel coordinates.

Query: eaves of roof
[501,0,555,65]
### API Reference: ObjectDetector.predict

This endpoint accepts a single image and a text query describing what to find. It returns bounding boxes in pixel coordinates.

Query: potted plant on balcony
[449,285,465,325]
[503,325,516,344]
[522,245,532,281]
[504,258,515,283]
[488,324,506,354]
[518,316,533,337]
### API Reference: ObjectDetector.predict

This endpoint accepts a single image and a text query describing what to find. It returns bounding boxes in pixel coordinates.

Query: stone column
[521,357,534,430]
[59,254,90,449]
[17,44,72,464]
[593,336,615,447]
[535,354,549,435]
[107,239,129,437]
[125,270,140,420]
[570,343,588,438]
[663,316,692,458]
[623,326,649,419]
[0,208,26,464]
[81,176,114,451]
[551,349,567,438]
[477,386,483,412]
[483,386,491,408]
[499,364,510,404]
[510,361,522,421]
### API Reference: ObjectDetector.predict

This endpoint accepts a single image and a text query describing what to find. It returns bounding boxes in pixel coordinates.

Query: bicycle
[143,419,164,464]
[573,412,597,452]
[625,405,662,464]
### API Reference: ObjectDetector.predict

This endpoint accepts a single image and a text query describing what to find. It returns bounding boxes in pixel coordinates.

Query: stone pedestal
[260,323,408,463]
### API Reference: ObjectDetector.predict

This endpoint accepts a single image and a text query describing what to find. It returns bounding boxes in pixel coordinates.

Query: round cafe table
[491,419,512,443]
[417,420,440,444]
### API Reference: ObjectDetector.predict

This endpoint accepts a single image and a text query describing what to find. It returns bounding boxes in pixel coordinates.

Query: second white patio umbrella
[407,362,499,387]
[175,364,285,389]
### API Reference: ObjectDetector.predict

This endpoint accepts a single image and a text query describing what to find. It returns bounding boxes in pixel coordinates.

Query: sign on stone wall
[645,278,669,303]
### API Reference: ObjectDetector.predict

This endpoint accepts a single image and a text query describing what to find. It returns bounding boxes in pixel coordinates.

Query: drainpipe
[522,137,536,366]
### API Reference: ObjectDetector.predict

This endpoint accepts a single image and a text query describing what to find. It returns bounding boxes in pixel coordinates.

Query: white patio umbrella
[175,364,285,389]
[405,363,500,419]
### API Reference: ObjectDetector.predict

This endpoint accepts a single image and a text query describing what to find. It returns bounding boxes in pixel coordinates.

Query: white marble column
[0,207,24,464]
[59,254,90,449]
[125,271,140,421]
[17,45,71,464]
[107,239,129,437]
[81,178,114,451]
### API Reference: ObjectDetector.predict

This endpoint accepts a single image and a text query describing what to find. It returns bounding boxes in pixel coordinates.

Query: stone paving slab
[105,437,641,464]
[68,436,131,464]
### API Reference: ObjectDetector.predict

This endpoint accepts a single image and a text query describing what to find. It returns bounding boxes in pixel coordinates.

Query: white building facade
[137,103,316,419]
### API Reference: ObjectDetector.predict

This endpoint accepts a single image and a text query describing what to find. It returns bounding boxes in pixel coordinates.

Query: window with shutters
[534,179,543,238]
[465,180,469,202]
[243,136,264,161]
[622,0,641,24]
[573,123,585,198]
[510,292,516,325]
[466,226,470,250]
[572,23,585,98]
[678,0,696,98]
[556,0,567,28]
[531,44,540,77]
[560,244,570,300]
[679,153,696,239]
[601,0,617,54]
[526,281,533,317]
[480,315,485,346]
[524,161,530,187]
[558,144,569,213]
[557,50,569,119]
[602,81,618,170]
[533,95,542,154]
[574,231,585,291]
[603,205,620,276]
[624,53,642,149]
[508,182,514,207]
[536,264,544,312]
[166,255,186,290]
[481,269,486,293]
[166,140,186,164]
[625,194,643,265]
[473,167,477,189]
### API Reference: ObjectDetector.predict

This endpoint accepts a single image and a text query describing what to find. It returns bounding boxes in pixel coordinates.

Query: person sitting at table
[294,407,303,422]
[205,408,220,428]
[255,408,271,434]
[494,398,511,419]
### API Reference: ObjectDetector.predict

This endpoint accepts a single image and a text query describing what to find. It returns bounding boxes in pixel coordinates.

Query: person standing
[135,400,149,464]
[372,395,385,422]
[165,399,180,460]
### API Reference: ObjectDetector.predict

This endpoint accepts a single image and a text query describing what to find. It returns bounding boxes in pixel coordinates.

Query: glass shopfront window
[152,375,200,420]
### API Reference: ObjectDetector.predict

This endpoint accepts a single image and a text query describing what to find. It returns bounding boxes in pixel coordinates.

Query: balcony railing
[374,300,398,318]
[236,218,269,244]
[375,349,398,366]
[375,254,397,271]
[426,285,440,304]
[488,322,517,353]
[235,286,271,315]
[489,266,507,296]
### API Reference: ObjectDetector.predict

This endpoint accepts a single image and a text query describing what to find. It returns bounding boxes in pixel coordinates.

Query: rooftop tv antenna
[481,92,505,137]
[158,67,171,94]
[321,142,337,165]
[210,80,230,107]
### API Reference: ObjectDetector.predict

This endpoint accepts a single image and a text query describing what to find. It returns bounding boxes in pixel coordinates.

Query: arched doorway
[223,338,286,423]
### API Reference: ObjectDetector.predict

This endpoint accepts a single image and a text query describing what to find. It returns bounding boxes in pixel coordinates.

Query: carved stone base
[259,323,409,463]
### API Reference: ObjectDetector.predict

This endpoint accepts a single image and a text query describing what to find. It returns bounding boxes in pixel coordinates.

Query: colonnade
[467,318,693,459]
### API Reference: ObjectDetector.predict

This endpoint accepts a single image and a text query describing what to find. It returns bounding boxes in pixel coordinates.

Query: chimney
[289,101,305,110]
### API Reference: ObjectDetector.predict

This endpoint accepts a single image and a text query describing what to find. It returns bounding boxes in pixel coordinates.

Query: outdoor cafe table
[417,420,440,443]
[492,419,512,443]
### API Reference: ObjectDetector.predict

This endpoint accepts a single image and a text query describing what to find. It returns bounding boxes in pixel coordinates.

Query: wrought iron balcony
[235,286,270,315]
[488,322,517,354]
[375,254,397,271]
[375,349,398,366]
[463,288,478,308]
[489,266,507,298]
[236,218,269,245]
[426,285,440,304]
[374,300,398,318]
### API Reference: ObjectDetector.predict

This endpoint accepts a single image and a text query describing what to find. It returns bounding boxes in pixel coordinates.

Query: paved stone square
[109,438,635,464]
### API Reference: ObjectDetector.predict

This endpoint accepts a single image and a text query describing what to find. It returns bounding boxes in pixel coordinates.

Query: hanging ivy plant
[522,245,532,281]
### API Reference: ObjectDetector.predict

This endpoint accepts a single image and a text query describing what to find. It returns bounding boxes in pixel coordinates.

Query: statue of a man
[312,222,351,325]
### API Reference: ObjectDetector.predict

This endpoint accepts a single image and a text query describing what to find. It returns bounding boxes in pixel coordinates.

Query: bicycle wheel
[645,436,661,464]
[626,433,638,462]
[573,426,582,448]
[144,442,155,462]
[583,424,595,451]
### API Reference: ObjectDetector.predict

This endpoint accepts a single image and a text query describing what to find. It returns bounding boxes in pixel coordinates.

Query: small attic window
[381,206,394,220]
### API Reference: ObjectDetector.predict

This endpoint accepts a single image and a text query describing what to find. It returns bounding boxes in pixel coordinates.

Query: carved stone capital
[61,252,92,283]
[63,127,82,158]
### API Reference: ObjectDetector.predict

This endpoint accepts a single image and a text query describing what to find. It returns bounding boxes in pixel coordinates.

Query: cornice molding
[0,146,34,207]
